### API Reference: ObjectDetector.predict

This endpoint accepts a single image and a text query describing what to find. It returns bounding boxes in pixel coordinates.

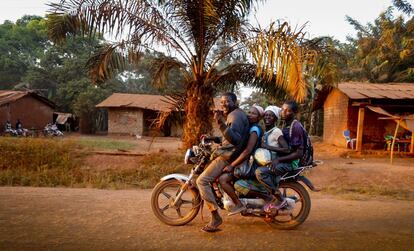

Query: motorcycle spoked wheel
[151,179,201,226]
[265,182,311,230]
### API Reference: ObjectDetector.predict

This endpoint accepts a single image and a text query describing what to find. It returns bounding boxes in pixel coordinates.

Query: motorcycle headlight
[184,148,195,164]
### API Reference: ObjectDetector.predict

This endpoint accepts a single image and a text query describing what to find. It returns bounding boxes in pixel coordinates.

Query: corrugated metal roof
[0,90,55,107]
[338,82,414,100]
[96,93,222,112]
[95,93,173,112]
[0,91,27,106]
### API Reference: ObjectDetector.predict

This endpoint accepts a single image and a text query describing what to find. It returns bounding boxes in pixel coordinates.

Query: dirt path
[0,187,413,251]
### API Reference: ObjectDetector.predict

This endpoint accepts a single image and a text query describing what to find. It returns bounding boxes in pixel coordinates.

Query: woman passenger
[234,105,289,202]
[218,104,264,215]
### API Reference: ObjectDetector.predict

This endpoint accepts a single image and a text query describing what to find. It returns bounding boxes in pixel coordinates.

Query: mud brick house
[319,82,414,151]
[96,93,222,137]
[0,90,55,132]
[96,93,175,136]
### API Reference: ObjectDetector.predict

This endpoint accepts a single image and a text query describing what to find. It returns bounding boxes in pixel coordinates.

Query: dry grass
[0,137,187,189]
[80,153,188,189]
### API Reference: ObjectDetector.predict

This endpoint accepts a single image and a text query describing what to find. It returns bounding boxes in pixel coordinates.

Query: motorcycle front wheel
[266,181,311,230]
[151,179,201,226]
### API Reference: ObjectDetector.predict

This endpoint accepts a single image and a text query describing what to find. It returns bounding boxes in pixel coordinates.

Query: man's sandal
[201,224,221,232]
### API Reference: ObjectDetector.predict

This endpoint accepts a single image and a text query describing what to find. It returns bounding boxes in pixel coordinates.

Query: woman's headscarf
[252,104,265,117]
[264,105,281,119]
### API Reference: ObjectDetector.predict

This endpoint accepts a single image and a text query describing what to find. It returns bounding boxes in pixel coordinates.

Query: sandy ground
[0,187,413,251]
[1,136,414,250]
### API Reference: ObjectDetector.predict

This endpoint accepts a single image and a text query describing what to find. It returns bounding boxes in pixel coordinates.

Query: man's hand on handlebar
[223,165,234,173]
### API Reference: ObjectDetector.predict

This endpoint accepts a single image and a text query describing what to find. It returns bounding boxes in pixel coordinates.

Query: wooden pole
[411,131,414,154]
[356,107,365,152]
[390,119,401,164]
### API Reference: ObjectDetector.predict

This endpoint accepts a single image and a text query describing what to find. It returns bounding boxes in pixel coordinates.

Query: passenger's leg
[272,163,292,201]
[218,173,238,204]
[255,163,292,211]
[255,166,278,196]
[218,173,245,215]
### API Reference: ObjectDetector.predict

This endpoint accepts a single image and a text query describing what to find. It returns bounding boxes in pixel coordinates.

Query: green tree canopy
[0,15,48,89]
[345,1,414,82]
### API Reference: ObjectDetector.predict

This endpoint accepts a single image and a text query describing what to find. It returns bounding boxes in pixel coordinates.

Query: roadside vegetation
[0,137,186,189]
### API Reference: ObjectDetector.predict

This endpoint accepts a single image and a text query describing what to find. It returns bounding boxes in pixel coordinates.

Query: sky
[0,0,402,99]
[0,0,398,42]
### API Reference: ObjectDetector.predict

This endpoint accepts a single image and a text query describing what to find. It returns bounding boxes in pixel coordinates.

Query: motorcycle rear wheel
[151,179,201,226]
[266,181,311,230]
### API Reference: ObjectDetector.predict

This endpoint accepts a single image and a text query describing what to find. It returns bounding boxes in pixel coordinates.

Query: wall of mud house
[323,89,350,147]
[0,96,53,132]
[107,108,144,136]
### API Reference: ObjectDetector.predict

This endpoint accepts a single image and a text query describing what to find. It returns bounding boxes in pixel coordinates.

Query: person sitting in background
[15,119,22,130]
[5,120,12,131]
[15,119,26,136]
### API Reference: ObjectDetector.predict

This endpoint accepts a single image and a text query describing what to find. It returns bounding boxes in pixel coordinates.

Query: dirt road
[0,187,413,251]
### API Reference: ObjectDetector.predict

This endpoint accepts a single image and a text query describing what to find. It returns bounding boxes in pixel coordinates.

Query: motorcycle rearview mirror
[184,148,195,164]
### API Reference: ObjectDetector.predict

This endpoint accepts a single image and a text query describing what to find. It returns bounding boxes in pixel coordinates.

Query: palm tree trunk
[182,82,214,148]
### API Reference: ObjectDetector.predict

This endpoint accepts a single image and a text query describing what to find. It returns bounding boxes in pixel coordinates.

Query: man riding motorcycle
[196,92,249,233]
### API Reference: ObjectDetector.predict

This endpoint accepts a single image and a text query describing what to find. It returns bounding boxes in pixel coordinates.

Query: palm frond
[86,42,141,84]
[393,0,414,15]
[47,0,193,65]
[152,92,186,132]
[149,56,189,89]
[345,15,370,36]
[46,13,88,44]
[247,21,313,102]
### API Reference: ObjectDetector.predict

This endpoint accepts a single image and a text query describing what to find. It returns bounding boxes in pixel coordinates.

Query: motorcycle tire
[266,181,311,230]
[151,179,201,226]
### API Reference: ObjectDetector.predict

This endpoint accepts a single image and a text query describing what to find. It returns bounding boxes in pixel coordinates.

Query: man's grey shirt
[219,108,250,153]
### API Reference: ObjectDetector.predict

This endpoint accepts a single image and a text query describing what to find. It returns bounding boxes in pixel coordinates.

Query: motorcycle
[151,136,321,230]
[43,123,64,137]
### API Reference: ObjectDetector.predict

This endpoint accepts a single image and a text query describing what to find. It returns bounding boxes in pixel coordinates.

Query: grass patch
[80,153,188,189]
[0,137,187,189]
[77,138,136,151]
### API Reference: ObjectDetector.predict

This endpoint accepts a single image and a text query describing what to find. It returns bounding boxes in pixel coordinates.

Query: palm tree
[47,0,314,147]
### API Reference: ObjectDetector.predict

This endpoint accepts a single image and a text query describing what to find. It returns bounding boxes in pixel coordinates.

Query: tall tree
[345,2,414,83]
[0,16,48,89]
[47,0,315,147]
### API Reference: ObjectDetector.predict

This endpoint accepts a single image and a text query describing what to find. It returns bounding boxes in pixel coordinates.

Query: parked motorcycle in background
[43,123,64,137]
[151,135,322,229]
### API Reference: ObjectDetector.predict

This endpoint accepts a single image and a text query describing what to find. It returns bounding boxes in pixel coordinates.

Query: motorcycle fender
[160,173,190,183]
[297,176,320,192]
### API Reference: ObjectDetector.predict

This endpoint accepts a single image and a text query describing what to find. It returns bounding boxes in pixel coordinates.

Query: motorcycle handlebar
[200,135,222,144]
